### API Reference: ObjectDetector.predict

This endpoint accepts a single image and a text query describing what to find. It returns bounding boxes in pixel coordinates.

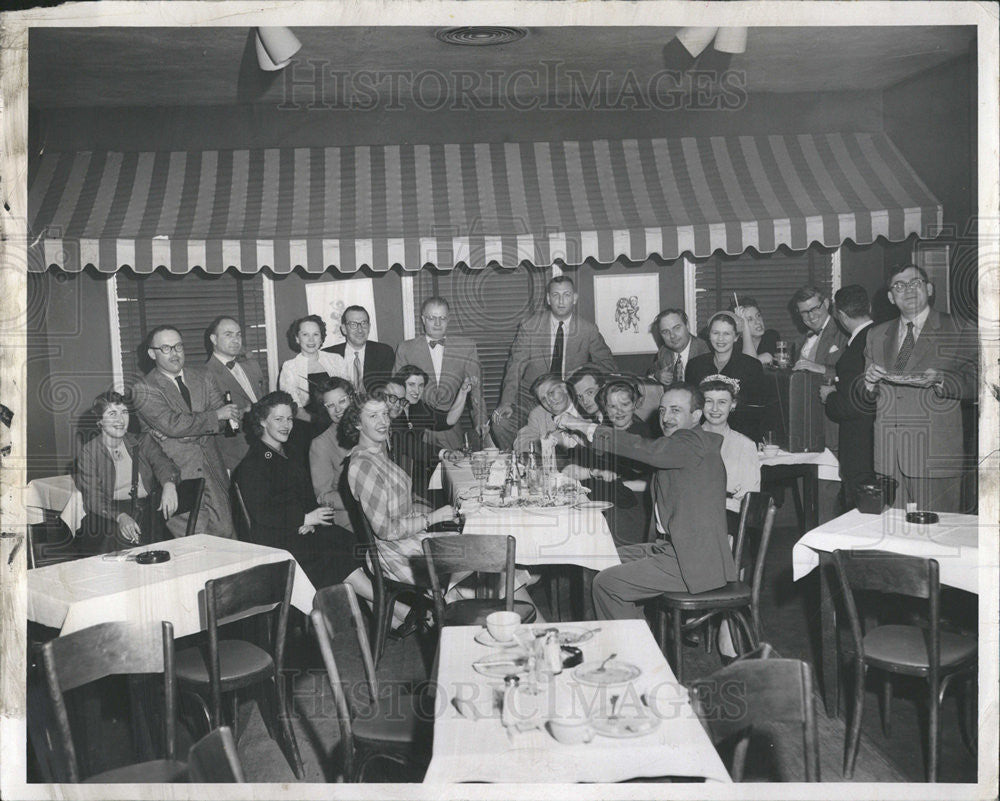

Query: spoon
[596,652,617,672]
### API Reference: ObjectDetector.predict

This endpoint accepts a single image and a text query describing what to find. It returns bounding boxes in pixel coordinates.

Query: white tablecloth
[24,474,85,531]
[443,462,621,572]
[760,447,839,482]
[423,620,731,784]
[792,509,981,594]
[27,534,317,636]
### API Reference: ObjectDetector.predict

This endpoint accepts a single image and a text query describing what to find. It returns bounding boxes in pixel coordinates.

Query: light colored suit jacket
[864,309,976,479]
[512,403,580,453]
[393,335,485,428]
[797,317,847,378]
[499,311,616,416]
[205,354,267,471]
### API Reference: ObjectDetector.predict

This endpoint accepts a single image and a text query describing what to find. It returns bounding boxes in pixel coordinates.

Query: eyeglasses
[798,303,825,318]
[151,343,184,354]
[343,320,370,330]
[383,395,406,406]
[890,278,926,293]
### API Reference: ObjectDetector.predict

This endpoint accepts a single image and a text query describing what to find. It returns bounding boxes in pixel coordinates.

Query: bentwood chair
[187,726,245,782]
[341,456,433,666]
[312,583,431,782]
[41,620,187,782]
[655,492,776,683]
[689,656,820,782]
[831,550,977,781]
[174,560,304,779]
[422,535,537,627]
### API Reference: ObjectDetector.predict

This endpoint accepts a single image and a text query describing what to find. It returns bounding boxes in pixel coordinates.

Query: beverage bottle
[525,444,540,494]
[544,631,563,675]
[223,391,239,436]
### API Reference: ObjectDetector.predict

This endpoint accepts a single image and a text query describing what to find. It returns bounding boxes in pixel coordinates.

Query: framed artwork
[305,278,379,349]
[593,273,660,354]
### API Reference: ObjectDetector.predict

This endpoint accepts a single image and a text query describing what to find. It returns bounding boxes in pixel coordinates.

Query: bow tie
[225,357,244,369]
[428,338,446,349]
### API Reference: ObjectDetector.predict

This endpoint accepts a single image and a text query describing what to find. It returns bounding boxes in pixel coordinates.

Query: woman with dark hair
[309,376,356,531]
[234,391,357,587]
[728,296,781,365]
[394,363,474,438]
[278,314,345,424]
[563,378,651,547]
[75,391,180,553]
[686,312,764,440]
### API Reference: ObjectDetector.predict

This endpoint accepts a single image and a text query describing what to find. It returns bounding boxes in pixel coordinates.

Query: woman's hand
[304,506,335,528]
[159,481,178,519]
[116,513,142,544]
[430,505,457,526]
[759,352,774,366]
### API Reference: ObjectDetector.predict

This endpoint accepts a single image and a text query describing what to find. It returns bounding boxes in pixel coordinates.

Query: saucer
[573,660,642,687]
[474,628,521,649]
[472,653,530,678]
[592,712,660,738]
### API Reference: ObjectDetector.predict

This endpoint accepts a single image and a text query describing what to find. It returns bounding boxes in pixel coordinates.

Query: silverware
[596,653,617,672]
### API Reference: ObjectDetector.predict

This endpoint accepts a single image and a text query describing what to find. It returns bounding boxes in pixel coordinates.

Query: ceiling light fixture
[435,27,527,46]
[255,26,302,71]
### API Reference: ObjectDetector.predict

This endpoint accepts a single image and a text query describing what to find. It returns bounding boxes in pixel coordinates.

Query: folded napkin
[487,461,507,487]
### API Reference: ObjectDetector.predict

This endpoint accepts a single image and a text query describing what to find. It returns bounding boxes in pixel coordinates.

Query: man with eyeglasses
[791,285,847,379]
[393,296,486,451]
[205,316,267,471]
[493,275,616,450]
[132,325,239,538]
[323,305,395,393]
[862,264,977,513]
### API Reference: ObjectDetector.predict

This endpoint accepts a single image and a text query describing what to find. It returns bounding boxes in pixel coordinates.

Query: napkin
[487,461,507,487]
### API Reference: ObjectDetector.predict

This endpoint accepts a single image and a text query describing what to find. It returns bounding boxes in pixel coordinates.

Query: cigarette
[732,291,740,309]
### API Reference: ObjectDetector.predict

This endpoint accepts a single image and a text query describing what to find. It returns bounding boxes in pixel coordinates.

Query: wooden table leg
[804,464,819,530]
[817,550,839,717]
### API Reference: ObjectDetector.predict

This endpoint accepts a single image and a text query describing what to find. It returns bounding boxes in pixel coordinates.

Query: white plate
[592,712,661,738]
[574,500,614,511]
[573,660,642,687]
[472,653,530,678]
[519,625,596,646]
[482,496,580,509]
[474,629,521,649]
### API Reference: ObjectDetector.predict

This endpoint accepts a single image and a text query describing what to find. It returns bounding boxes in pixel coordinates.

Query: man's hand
[116,513,142,544]
[818,384,836,403]
[304,506,335,527]
[492,404,514,421]
[554,412,588,432]
[216,404,240,422]
[159,481,178,519]
[793,358,826,375]
[864,362,888,393]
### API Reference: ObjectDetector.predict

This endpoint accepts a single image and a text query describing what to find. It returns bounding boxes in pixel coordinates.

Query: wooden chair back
[690,657,819,782]
[421,535,516,622]
[41,620,177,782]
[204,560,295,725]
[175,477,206,537]
[732,492,777,638]
[187,726,245,782]
[232,481,253,540]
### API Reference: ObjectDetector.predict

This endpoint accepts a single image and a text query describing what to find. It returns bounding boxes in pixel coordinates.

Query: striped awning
[28,133,941,274]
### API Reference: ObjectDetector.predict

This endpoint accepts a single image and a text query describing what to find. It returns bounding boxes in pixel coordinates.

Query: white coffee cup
[486,611,521,642]
[762,444,780,458]
[547,717,595,745]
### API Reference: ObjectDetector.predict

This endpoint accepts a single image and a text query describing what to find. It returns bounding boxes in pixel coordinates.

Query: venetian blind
[694,246,835,338]
[116,270,268,389]
[413,263,549,412]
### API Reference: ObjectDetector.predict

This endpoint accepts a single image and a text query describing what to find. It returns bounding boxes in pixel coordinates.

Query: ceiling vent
[435,27,527,46]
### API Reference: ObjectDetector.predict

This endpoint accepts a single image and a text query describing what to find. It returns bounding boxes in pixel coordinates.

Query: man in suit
[791,285,847,379]
[647,308,710,385]
[204,316,268,472]
[819,285,876,510]
[559,384,734,620]
[131,325,240,538]
[512,373,582,453]
[323,305,395,393]
[567,364,607,423]
[863,264,977,513]
[393,296,486,451]
[492,275,616,450]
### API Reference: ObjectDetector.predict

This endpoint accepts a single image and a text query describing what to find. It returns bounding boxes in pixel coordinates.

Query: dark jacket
[323,340,396,392]
[76,433,180,524]
[233,439,315,548]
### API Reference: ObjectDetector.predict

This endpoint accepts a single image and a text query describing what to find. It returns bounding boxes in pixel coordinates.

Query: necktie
[893,322,916,371]
[672,353,683,384]
[551,322,565,376]
[175,375,192,410]
[353,352,363,391]
[429,338,446,349]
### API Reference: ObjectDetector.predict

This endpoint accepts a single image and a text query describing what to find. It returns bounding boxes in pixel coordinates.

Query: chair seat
[658,582,751,610]
[353,696,429,745]
[863,625,978,674]
[175,640,274,688]
[84,759,188,783]
[440,599,537,627]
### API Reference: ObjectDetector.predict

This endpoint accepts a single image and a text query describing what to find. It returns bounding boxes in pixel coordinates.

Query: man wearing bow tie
[205,316,268,471]
[792,286,846,378]
[393,296,486,450]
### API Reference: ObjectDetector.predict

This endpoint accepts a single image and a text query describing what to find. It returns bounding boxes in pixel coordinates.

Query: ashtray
[560,645,583,669]
[134,550,171,564]
[905,511,939,525]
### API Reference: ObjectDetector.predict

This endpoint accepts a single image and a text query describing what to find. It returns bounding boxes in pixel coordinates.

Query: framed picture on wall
[593,273,660,354]
[305,278,379,348]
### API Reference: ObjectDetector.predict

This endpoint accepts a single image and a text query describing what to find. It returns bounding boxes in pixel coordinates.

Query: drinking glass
[470,453,490,502]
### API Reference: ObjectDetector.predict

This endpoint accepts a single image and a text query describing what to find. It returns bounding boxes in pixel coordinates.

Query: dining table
[759,447,840,532]
[792,508,981,714]
[423,619,732,784]
[23,474,85,532]
[26,534,316,637]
